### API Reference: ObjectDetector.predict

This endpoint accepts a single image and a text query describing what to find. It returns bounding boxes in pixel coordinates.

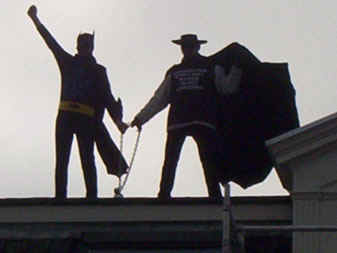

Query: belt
[59,101,95,117]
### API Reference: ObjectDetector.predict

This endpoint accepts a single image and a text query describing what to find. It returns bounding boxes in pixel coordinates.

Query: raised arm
[27,5,70,63]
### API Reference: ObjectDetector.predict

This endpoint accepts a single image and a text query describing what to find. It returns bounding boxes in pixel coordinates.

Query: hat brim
[172,40,208,45]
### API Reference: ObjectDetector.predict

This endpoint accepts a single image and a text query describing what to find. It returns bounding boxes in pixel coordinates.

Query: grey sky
[0,1,336,198]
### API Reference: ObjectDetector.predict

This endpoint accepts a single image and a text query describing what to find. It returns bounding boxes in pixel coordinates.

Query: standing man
[28,5,127,199]
[131,34,242,199]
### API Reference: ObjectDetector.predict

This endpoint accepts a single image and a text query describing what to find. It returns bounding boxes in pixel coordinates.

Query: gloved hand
[215,65,242,95]
[131,117,142,131]
[115,119,129,134]
[27,5,38,19]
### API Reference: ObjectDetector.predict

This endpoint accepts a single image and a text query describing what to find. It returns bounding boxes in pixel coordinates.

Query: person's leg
[192,126,222,198]
[158,130,186,199]
[76,118,97,199]
[55,114,74,199]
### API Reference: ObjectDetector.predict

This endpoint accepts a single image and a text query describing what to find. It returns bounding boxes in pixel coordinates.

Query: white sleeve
[214,65,243,95]
[135,74,171,125]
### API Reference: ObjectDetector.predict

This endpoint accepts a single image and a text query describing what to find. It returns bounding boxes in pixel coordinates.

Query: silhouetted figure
[27,5,128,199]
[131,34,242,199]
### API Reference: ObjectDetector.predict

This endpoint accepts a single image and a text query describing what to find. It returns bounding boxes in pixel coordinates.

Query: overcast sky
[0,1,336,198]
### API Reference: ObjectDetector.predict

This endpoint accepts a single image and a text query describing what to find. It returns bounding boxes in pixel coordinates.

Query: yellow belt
[59,101,95,117]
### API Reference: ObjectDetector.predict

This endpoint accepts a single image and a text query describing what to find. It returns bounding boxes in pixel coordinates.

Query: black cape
[95,99,128,178]
[208,43,300,188]
[95,122,128,177]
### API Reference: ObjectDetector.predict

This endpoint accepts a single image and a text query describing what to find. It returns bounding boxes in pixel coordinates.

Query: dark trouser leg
[77,124,97,199]
[193,127,222,198]
[55,118,74,199]
[158,130,186,198]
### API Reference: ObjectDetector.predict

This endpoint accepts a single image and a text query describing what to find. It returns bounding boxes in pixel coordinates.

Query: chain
[117,129,124,190]
[114,128,141,198]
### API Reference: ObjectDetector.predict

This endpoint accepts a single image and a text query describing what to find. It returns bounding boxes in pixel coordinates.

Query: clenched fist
[27,5,38,19]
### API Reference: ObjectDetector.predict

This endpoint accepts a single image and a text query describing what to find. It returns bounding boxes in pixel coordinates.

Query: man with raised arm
[27,5,128,199]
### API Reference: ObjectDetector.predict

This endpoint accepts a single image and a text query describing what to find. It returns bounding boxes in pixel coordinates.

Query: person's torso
[167,55,219,131]
[60,56,102,107]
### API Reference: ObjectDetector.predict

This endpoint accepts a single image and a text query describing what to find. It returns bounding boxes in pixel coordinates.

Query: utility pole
[222,183,232,253]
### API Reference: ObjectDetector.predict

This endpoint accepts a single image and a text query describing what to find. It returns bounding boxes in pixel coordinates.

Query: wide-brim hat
[172,34,207,46]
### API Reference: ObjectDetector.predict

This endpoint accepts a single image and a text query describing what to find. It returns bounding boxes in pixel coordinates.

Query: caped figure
[131,34,242,199]
[28,5,128,199]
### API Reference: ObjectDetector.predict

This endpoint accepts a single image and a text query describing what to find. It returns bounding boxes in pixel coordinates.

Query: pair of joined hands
[116,118,142,134]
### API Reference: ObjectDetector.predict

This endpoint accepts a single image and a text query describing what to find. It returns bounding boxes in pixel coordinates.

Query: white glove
[215,65,242,94]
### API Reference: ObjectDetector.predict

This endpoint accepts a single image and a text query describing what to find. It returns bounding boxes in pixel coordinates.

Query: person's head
[77,32,94,56]
[172,34,207,59]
